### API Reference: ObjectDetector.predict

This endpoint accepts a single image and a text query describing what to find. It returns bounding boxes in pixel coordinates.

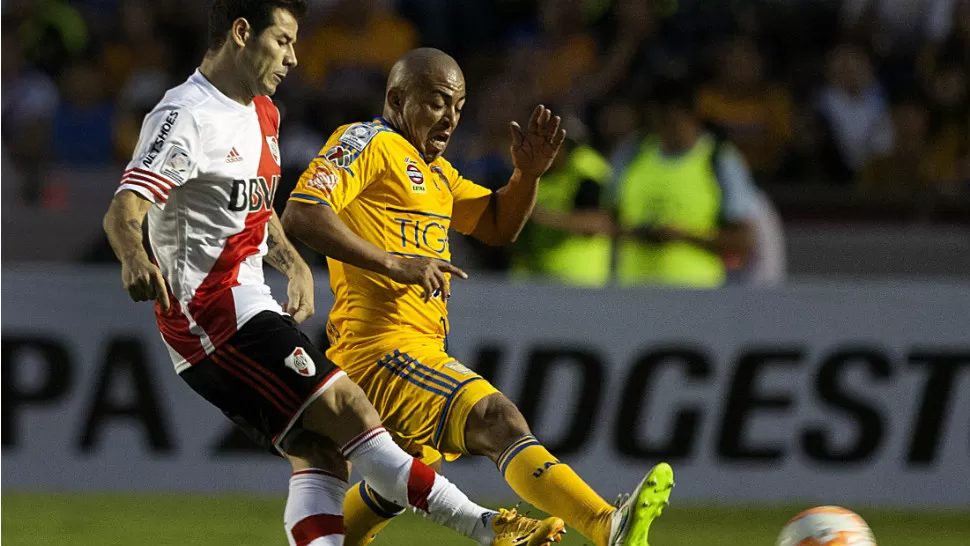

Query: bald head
[386,48,463,95]
[383,48,466,161]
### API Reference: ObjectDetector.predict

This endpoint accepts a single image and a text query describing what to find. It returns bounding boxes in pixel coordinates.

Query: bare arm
[282,201,397,276]
[469,169,541,246]
[282,201,467,301]
[104,191,152,264]
[469,105,567,246]
[264,210,316,322]
[531,207,615,236]
[628,221,756,262]
[265,211,311,277]
[103,190,170,310]
[679,222,756,260]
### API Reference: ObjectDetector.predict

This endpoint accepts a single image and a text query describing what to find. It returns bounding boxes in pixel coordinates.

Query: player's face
[401,68,466,162]
[242,8,298,96]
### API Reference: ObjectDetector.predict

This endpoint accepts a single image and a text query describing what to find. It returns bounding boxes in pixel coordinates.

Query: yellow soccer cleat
[491,507,566,546]
[608,463,674,546]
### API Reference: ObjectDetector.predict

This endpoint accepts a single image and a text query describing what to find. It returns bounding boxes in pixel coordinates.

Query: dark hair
[208,0,308,50]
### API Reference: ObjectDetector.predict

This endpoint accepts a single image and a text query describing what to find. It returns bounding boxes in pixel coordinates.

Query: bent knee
[301,376,383,447]
[466,394,531,457]
[477,394,530,433]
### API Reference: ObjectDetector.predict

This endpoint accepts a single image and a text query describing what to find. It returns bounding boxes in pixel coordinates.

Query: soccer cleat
[491,507,566,546]
[608,462,674,546]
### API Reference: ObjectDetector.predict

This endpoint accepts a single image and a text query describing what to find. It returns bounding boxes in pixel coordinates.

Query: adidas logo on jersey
[225,147,243,163]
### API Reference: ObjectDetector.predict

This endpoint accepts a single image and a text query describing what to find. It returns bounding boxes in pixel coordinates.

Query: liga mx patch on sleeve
[285,347,317,377]
[339,123,379,150]
[160,145,194,183]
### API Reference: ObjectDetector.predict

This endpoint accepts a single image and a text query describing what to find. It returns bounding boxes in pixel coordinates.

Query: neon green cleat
[608,463,674,546]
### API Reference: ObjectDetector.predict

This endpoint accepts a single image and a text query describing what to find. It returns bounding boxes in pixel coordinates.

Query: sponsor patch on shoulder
[339,123,379,150]
[159,145,193,183]
[305,158,339,195]
[325,145,355,169]
[284,347,317,377]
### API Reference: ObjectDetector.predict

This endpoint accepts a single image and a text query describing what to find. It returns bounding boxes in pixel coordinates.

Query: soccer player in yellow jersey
[282,48,674,546]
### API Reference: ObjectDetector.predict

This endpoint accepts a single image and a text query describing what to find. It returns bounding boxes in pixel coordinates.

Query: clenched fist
[121,255,171,311]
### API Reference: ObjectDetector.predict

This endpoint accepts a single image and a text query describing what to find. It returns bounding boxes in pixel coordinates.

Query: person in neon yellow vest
[615,75,758,287]
[512,118,614,286]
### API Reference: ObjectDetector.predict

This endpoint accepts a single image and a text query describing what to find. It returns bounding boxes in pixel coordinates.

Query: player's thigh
[179,311,346,467]
[339,344,499,458]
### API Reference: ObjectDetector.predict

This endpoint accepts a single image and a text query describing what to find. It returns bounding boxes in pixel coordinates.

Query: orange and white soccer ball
[776,506,877,546]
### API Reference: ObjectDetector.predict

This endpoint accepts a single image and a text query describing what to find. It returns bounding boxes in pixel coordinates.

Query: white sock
[341,426,497,544]
[284,469,346,546]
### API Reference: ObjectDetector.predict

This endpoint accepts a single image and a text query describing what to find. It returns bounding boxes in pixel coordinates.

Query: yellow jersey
[289,118,492,352]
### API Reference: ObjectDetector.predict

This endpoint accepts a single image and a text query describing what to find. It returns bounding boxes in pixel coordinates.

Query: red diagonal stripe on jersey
[290,514,344,546]
[217,346,300,410]
[186,205,270,347]
[120,180,167,202]
[224,344,302,406]
[184,96,279,349]
[155,280,204,363]
[125,168,177,189]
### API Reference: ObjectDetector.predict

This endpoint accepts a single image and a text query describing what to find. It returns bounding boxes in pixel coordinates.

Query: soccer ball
[776,506,877,546]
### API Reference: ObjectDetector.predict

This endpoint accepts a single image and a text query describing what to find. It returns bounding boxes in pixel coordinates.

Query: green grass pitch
[3,493,969,545]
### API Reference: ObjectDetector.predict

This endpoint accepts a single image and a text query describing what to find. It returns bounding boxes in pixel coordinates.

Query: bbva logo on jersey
[228,175,279,212]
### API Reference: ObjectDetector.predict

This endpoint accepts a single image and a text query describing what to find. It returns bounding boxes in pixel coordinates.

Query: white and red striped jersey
[117,70,285,373]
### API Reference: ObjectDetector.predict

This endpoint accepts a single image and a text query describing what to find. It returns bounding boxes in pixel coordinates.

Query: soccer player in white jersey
[101,2,564,545]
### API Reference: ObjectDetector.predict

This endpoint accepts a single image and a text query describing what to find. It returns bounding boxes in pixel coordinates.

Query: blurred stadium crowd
[3,0,969,283]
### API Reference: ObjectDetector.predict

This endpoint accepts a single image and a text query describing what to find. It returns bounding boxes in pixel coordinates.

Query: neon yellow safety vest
[616,134,725,287]
[513,145,612,286]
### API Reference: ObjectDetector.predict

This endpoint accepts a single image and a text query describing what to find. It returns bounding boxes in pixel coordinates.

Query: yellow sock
[499,435,615,546]
[343,481,404,546]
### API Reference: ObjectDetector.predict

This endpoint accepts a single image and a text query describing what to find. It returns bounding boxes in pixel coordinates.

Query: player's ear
[387,87,405,112]
[230,17,251,48]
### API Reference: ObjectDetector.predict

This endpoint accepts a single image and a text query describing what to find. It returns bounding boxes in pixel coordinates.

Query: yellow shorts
[330,337,498,463]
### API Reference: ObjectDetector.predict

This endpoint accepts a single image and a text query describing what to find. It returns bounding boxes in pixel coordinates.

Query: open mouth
[430,133,450,147]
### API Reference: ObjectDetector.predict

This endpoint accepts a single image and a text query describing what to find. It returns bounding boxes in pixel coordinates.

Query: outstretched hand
[509,105,567,178]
